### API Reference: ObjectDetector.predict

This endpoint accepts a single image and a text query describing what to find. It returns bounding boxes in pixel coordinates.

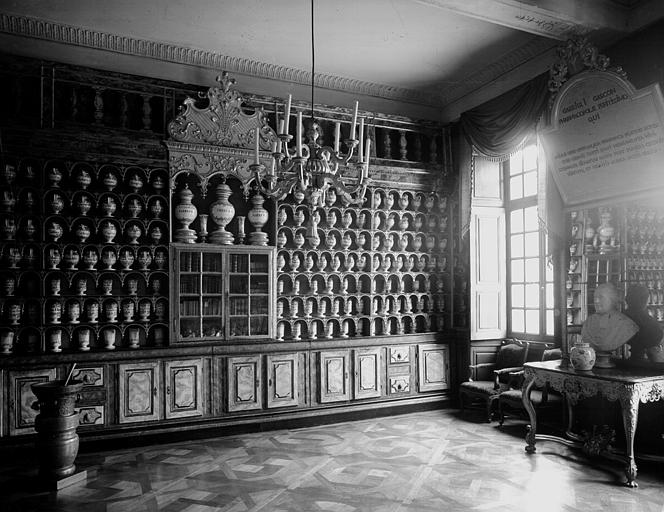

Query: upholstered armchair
[459,339,529,422]
[498,347,563,426]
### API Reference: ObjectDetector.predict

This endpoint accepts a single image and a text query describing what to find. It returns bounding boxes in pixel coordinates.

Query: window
[505,142,554,339]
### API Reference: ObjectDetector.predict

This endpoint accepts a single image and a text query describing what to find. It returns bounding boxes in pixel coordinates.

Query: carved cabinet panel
[417,344,449,392]
[319,350,350,403]
[354,348,383,400]
[227,355,262,412]
[266,353,300,409]
[118,362,161,423]
[164,358,205,419]
[7,368,57,435]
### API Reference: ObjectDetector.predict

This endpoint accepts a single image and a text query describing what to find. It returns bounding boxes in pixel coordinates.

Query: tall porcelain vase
[209,183,235,245]
[173,185,198,243]
[247,193,269,246]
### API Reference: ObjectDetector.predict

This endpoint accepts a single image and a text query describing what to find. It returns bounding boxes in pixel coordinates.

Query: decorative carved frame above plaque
[165,72,277,197]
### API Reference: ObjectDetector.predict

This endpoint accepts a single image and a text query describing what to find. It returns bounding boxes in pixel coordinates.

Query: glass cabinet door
[172,245,274,343]
[227,251,272,338]
[177,250,202,339]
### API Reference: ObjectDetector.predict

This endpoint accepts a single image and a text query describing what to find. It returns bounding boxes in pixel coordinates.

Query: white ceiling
[0,0,662,121]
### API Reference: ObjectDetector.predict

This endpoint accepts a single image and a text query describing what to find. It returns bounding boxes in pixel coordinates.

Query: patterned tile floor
[2,409,664,512]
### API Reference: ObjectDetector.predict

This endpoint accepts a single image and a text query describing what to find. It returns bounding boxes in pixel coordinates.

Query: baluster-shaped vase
[174,185,198,243]
[209,183,235,245]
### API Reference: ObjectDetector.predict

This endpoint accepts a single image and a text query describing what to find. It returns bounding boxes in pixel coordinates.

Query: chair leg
[498,401,505,426]
[486,399,493,422]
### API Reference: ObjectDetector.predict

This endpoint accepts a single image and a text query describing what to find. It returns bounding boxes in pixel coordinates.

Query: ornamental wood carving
[165,72,277,193]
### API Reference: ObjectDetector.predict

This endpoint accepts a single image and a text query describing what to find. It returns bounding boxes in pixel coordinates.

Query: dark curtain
[459,73,550,160]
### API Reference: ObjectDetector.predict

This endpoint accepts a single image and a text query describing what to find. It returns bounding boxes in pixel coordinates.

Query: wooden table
[522,359,664,487]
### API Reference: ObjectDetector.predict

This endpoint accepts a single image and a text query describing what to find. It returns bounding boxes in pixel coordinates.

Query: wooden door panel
[165,359,204,419]
[228,356,262,412]
[418,345,449,392]
[267,353,299,408]
[118,362,161,423]
[319,350,350,403]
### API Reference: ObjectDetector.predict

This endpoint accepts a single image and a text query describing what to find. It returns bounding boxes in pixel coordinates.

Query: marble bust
[581,283,638,368]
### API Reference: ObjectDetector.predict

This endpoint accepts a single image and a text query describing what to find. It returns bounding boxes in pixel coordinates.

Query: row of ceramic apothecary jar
[3,190,168,219]
[277,272,447,296]
[1,159,168,192]
[2,296,168,327]
[277,207,448,233]
[0,323,169,355]
[2,244,169,272]
[281,188,448,213]
[3,270,167,299]
[276,251,448,274]
[277,230,448,254]
[275,314,444,340]
[16,217,170,245]
[277,292,446,318]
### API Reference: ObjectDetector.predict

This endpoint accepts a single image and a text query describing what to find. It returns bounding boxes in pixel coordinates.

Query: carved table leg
[619,391,640,488]
[522,377,537,453]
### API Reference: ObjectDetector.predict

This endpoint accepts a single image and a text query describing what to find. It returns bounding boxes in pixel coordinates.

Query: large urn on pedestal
[173,185,198,243]
[209,183,235,245]
[247,193,269,246]
[31,379,85,481]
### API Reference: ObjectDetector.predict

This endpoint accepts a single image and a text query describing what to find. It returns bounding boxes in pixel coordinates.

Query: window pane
[512,309,524,333]
[545,283,554,308]
[510,176,523,200]
[525,309,539,334]
[510,152,523,175]
[510,209,524,234]
[546,310,555,336]
[525,257,539,282]
[511,234,524,258]
[523,145,538,170]
[512,284,524,308]
[511,259,524,282]
[524,232,539,257]
[523,170,538,197]
[524,206,538,231]
[525,284,539,307]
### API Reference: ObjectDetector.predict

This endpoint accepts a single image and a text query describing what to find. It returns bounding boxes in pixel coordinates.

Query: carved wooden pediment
[165,72,277,191]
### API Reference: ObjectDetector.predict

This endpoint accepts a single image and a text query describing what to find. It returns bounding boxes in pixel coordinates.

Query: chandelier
[250,0,371,209]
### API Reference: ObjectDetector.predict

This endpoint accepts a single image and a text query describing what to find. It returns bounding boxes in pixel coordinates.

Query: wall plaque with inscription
[540,70,664,206]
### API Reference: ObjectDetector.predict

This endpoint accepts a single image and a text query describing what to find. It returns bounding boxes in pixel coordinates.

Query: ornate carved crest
[165,72,278,193]
[168,71,276,149]
[548,37,626,100]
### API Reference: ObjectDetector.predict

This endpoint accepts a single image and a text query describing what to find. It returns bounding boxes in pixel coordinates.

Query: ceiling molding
[438,36,558,105]
[0,12,442,108]
[415,0,625,39]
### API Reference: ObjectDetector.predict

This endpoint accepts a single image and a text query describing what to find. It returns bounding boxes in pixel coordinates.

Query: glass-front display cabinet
[171,244,275,342]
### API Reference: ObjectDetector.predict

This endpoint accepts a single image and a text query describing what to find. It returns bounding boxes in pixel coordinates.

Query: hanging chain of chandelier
[249,0,371,210]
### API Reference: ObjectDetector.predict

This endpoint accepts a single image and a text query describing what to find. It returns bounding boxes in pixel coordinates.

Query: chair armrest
[467,362,496,381]
[507,370,525,389]
[493,366,524,388]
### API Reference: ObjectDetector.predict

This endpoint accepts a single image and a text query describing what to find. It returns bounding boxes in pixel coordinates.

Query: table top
[524,359,664,384]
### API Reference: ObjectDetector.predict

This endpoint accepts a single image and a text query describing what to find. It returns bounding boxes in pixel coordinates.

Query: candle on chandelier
[363,138,371,179]
[254,127,260,165]
[277,120,285,152]
[274,102,279,131]
[269,141,278,176]
[334,122,340,153]
[350,101,359,140]
[284,95,292,135]
[358,118,365,162]
[296,111,303,157]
